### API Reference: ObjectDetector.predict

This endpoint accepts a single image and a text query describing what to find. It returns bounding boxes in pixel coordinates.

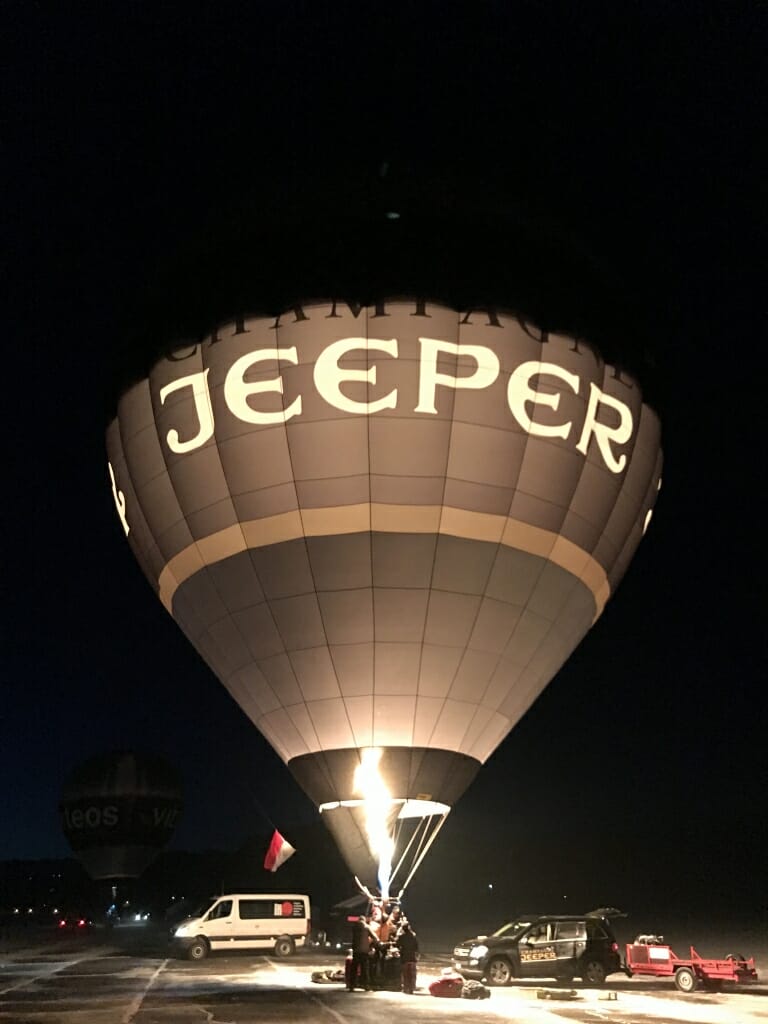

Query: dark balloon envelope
[106,300,661,891]
[60,751,183,879]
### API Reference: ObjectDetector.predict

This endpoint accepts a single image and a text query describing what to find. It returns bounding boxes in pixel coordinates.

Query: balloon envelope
[60,751,183,879]
[106,301,661,888]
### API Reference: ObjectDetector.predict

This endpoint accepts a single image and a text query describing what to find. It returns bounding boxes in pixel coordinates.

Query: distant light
[488,884,493,890]
[385,211,400,220]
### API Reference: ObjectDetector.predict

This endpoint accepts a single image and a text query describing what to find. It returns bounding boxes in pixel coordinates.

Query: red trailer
[625,940,758,993]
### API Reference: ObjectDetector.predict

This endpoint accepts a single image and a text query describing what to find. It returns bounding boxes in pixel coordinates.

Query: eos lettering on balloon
[63,805,119,830]
[159,332,634,474]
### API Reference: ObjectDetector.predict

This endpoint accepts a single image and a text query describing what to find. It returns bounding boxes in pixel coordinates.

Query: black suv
[452,908,624,986]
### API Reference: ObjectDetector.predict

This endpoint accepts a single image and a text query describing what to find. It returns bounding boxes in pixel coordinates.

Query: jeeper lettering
[520,947,557,961]
[156,306,634,475]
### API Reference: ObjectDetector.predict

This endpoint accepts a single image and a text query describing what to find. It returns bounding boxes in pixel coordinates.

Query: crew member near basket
[347,915,373,991]
[396,920,419,994]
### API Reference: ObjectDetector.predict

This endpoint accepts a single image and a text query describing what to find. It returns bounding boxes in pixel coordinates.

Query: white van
[171,894,311,960]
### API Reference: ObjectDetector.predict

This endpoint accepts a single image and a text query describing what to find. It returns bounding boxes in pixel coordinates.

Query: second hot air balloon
[60,751,183,880]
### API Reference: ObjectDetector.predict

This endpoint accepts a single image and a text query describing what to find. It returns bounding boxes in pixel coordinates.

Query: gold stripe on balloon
[157,504,610,620]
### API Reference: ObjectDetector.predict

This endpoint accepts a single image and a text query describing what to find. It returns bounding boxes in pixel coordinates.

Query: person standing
[396,921,419,994]
[367,906,386,987]
[348,915,373,991]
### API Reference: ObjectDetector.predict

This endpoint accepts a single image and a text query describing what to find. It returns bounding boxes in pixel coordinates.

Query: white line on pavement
[306,992,353,1024]
[121,957,169,1023]
[264,956,352,1024]
[0,958,79,995]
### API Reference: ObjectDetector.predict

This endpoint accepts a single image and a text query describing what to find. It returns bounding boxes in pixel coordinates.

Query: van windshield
[177,898,217,921]
[492,920,532,939]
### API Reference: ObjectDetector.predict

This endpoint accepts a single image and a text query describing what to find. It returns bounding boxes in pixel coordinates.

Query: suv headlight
[470,944,488,958]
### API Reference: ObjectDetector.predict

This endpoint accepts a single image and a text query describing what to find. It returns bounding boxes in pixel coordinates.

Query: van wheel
[486,957,513,986]
[187,938,209,961]
[274,936,295,958]
[581,960,607,984]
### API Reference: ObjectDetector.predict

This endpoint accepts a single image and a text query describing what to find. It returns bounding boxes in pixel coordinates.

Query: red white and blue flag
[264,830,296,872]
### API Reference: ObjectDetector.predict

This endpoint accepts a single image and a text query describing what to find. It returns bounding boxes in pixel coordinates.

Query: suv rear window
[555,920,586,940]
[586,920,611,940]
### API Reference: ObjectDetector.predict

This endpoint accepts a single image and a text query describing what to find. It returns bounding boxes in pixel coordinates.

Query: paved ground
[2,933,767,1024]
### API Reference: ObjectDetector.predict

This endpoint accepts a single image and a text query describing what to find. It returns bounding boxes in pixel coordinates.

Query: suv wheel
[486,957,513,986]
[581,960,607,984]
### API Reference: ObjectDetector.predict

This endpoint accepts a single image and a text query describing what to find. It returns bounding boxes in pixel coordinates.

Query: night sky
[14,3,767,926]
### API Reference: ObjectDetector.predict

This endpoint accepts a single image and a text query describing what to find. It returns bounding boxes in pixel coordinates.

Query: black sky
[12,2,767,922]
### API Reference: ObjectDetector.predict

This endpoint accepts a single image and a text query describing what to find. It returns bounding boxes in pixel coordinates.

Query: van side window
[208,900,233,920]
[239,900,274,920]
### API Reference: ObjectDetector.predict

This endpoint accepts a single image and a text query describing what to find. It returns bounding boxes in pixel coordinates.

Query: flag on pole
[264,829,296,872]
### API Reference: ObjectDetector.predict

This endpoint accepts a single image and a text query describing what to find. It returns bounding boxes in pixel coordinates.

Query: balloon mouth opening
[318,798,451,817]
[320,786,451,899]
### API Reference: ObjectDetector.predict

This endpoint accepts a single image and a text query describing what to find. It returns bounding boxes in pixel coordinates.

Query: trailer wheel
[674,967,698,993]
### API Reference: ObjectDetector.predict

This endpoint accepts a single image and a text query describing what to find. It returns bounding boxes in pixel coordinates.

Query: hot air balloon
[106,300,661,897]
[60,751,183,879]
